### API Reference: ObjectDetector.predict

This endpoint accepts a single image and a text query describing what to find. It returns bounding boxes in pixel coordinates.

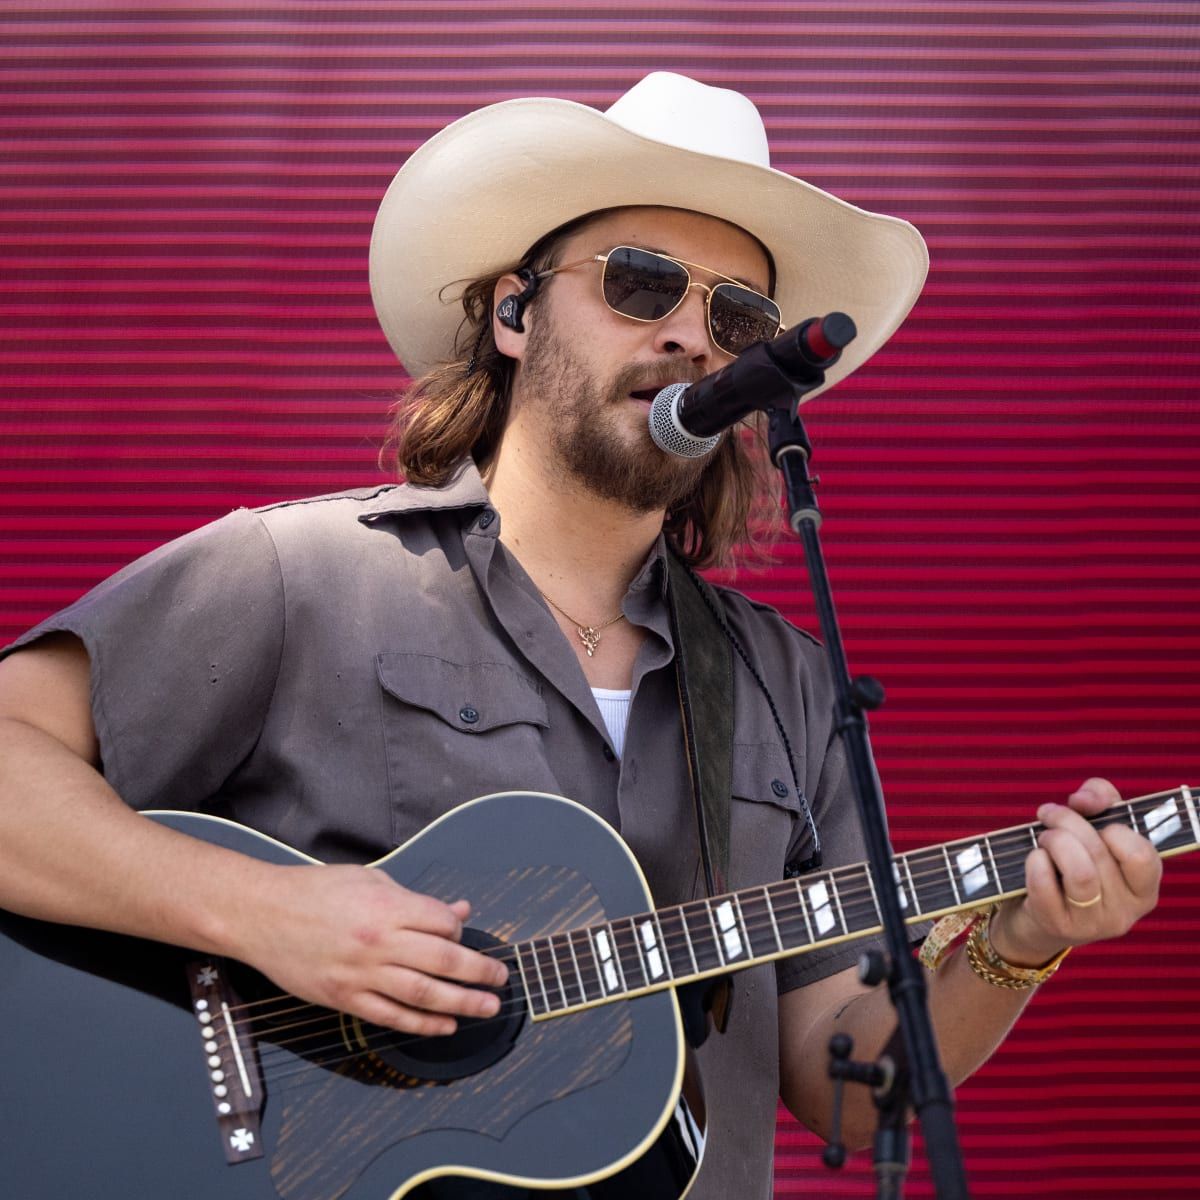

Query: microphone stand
[761,325,970,1200]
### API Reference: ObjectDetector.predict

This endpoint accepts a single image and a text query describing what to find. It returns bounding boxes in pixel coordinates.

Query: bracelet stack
[965,905,1071,989]
[920,903,1070,990]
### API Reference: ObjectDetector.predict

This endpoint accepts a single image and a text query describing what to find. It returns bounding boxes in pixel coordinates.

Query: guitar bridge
[187,959,266,1165]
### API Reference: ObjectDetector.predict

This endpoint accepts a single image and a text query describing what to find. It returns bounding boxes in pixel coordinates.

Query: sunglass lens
[709,284,782,355]
[602,247,690,321]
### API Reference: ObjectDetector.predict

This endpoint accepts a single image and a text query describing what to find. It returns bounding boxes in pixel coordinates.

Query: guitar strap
[666,550,735,1040]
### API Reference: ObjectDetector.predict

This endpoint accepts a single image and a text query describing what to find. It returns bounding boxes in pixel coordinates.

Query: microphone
[648,313,857,459]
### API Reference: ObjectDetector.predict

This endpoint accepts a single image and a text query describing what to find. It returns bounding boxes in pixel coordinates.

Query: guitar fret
[983,836,1003,896]
[828,873,849,935]
[528,940,553,1011]
[624,916,653,987]
[657,906,698,977]
[639,915,670,981]
[629,916,651,984]
[909,848,957,915]
[650,911,674,979]
[941,845,962,906]
[735,887,779,958]
[863,863,882,924]
[704,901,728,966]
[763,886,784,953]
[1140,791,1189,851]
[514,943,546,1015]
[950,840,990,903]
[545,935,569,1009]
[590,925,621,996]
[565,930,588,1005]
[803,877,838,938]
[902,855,918,914]
[732,894,752,950]
[607,921,635,992]
[1183,786,1200,845]
[993,830,1030,894]
[793,880,815,943]
[683,902,724,973]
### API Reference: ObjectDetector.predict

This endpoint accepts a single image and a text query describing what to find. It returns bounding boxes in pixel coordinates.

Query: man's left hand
[989,777,1162,968]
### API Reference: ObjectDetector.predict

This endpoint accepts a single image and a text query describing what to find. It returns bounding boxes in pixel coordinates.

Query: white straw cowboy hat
[370,72,928,399]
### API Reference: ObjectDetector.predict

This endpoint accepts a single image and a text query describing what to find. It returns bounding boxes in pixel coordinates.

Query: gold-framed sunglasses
[535,245,783,357]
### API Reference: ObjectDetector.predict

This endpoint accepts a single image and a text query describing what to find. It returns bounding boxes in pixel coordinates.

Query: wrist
[988,904,1069,971]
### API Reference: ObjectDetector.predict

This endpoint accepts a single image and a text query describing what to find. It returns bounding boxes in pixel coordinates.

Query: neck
[483,435,665,615]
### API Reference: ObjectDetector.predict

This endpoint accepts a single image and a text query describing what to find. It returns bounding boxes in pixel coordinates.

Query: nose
[650,283,718,368]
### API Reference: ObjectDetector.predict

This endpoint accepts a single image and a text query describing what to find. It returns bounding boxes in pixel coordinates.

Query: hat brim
[370,96,928,398]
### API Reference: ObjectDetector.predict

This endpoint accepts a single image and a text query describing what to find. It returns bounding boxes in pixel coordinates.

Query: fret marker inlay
[893,861,908,909]
[1145,796,1182,846]
[806,881,836,935]
[593,929,619,994]
[639,920,666,979]
[955,844,989,896]
[715,900,744,959]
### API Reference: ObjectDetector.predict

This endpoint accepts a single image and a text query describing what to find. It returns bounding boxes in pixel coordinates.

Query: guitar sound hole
[370,927,526,1083]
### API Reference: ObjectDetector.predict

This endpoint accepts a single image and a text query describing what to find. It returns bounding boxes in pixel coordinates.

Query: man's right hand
[234,864,509,1036]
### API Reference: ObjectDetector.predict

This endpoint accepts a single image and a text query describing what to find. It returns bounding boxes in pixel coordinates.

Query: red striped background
[2,3,1198,1196]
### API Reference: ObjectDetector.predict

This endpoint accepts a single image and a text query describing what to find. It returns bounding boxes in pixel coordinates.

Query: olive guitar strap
[666,550,736,1040]
[665,551,733,900]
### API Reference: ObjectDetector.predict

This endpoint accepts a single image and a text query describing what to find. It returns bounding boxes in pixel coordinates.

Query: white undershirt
[591,687,633,759]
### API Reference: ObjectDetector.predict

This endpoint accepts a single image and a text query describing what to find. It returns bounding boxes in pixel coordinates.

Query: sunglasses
[535,245,783,357]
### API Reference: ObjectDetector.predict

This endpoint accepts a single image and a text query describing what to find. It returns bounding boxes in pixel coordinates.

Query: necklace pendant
[578,626,601,657]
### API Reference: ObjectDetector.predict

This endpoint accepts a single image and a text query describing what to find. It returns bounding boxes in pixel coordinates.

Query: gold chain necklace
[540,592,626,657]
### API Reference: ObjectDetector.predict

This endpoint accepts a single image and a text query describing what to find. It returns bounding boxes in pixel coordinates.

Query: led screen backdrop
[2,3,1197,1196]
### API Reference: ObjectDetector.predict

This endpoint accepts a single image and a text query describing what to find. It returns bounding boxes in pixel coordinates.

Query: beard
[516,319,712,514]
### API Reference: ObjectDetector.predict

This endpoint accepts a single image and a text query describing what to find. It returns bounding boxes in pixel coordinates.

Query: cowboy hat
[369,71,927,398]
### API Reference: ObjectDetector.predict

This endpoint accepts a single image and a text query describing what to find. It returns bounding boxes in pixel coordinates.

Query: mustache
[611,361,707,398]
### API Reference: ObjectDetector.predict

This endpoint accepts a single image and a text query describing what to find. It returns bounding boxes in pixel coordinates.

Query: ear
[492,270,539,360]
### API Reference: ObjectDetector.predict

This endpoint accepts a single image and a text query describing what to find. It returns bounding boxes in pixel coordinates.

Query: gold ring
[1067,891,1103,909]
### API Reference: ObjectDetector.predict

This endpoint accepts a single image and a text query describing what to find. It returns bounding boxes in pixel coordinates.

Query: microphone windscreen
[648,384,723,459]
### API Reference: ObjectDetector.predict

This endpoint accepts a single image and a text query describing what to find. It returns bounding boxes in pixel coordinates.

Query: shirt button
[478,509,495,529]
[602,745,616,762]
[459,706,480,724]
[771,779,789,798]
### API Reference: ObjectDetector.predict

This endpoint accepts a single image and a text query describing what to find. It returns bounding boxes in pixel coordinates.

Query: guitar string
[210,801,1169,1068]
[215,834,1087,1081]
[215,800,1157,1030]
[245,824,1090,1091]
[205,801,1175,1077]
[233,833,1182,1093]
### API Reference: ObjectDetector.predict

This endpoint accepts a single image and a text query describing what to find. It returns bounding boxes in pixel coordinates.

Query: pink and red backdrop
[2,3,1197,1196]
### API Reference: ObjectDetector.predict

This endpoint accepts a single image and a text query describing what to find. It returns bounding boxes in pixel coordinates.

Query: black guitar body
[0,792,703,1200]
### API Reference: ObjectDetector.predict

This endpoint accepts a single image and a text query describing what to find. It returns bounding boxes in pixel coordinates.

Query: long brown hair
[380,212,779,569]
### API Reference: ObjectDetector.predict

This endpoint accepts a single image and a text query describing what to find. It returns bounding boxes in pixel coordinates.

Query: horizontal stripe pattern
[1,3,1197,1196]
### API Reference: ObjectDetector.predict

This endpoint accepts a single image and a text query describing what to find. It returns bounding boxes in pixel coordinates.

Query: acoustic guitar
[1,785,1193,1199]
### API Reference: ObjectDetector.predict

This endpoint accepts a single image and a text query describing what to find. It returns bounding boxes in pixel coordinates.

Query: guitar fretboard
[510,785,1198,1019]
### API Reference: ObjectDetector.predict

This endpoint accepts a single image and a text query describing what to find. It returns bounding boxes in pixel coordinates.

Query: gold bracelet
[964,905,1071,990]
[918,906,988,972]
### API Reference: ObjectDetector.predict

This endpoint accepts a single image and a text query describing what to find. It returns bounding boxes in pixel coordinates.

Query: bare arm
[0,634,507,1034]
[779,778,1162,1147]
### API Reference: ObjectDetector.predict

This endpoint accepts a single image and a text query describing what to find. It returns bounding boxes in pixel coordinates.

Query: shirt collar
[357,459,490,522]
[358,458,673,603]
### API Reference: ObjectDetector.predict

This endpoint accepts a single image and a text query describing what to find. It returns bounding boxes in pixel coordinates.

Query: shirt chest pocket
[728,742,809,886]
[376,652,557,843]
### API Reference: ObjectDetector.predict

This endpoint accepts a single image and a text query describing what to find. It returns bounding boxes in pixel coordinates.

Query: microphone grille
[648,384,722,460]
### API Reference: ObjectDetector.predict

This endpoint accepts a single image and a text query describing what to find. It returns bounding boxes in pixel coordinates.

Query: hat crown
[603,72,771,169]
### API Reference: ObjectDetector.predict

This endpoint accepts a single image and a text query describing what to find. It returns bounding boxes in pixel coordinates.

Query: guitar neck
[513,785,1199,1020]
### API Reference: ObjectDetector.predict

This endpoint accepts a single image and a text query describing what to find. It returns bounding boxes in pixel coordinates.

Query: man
[0,73,1161,1197]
